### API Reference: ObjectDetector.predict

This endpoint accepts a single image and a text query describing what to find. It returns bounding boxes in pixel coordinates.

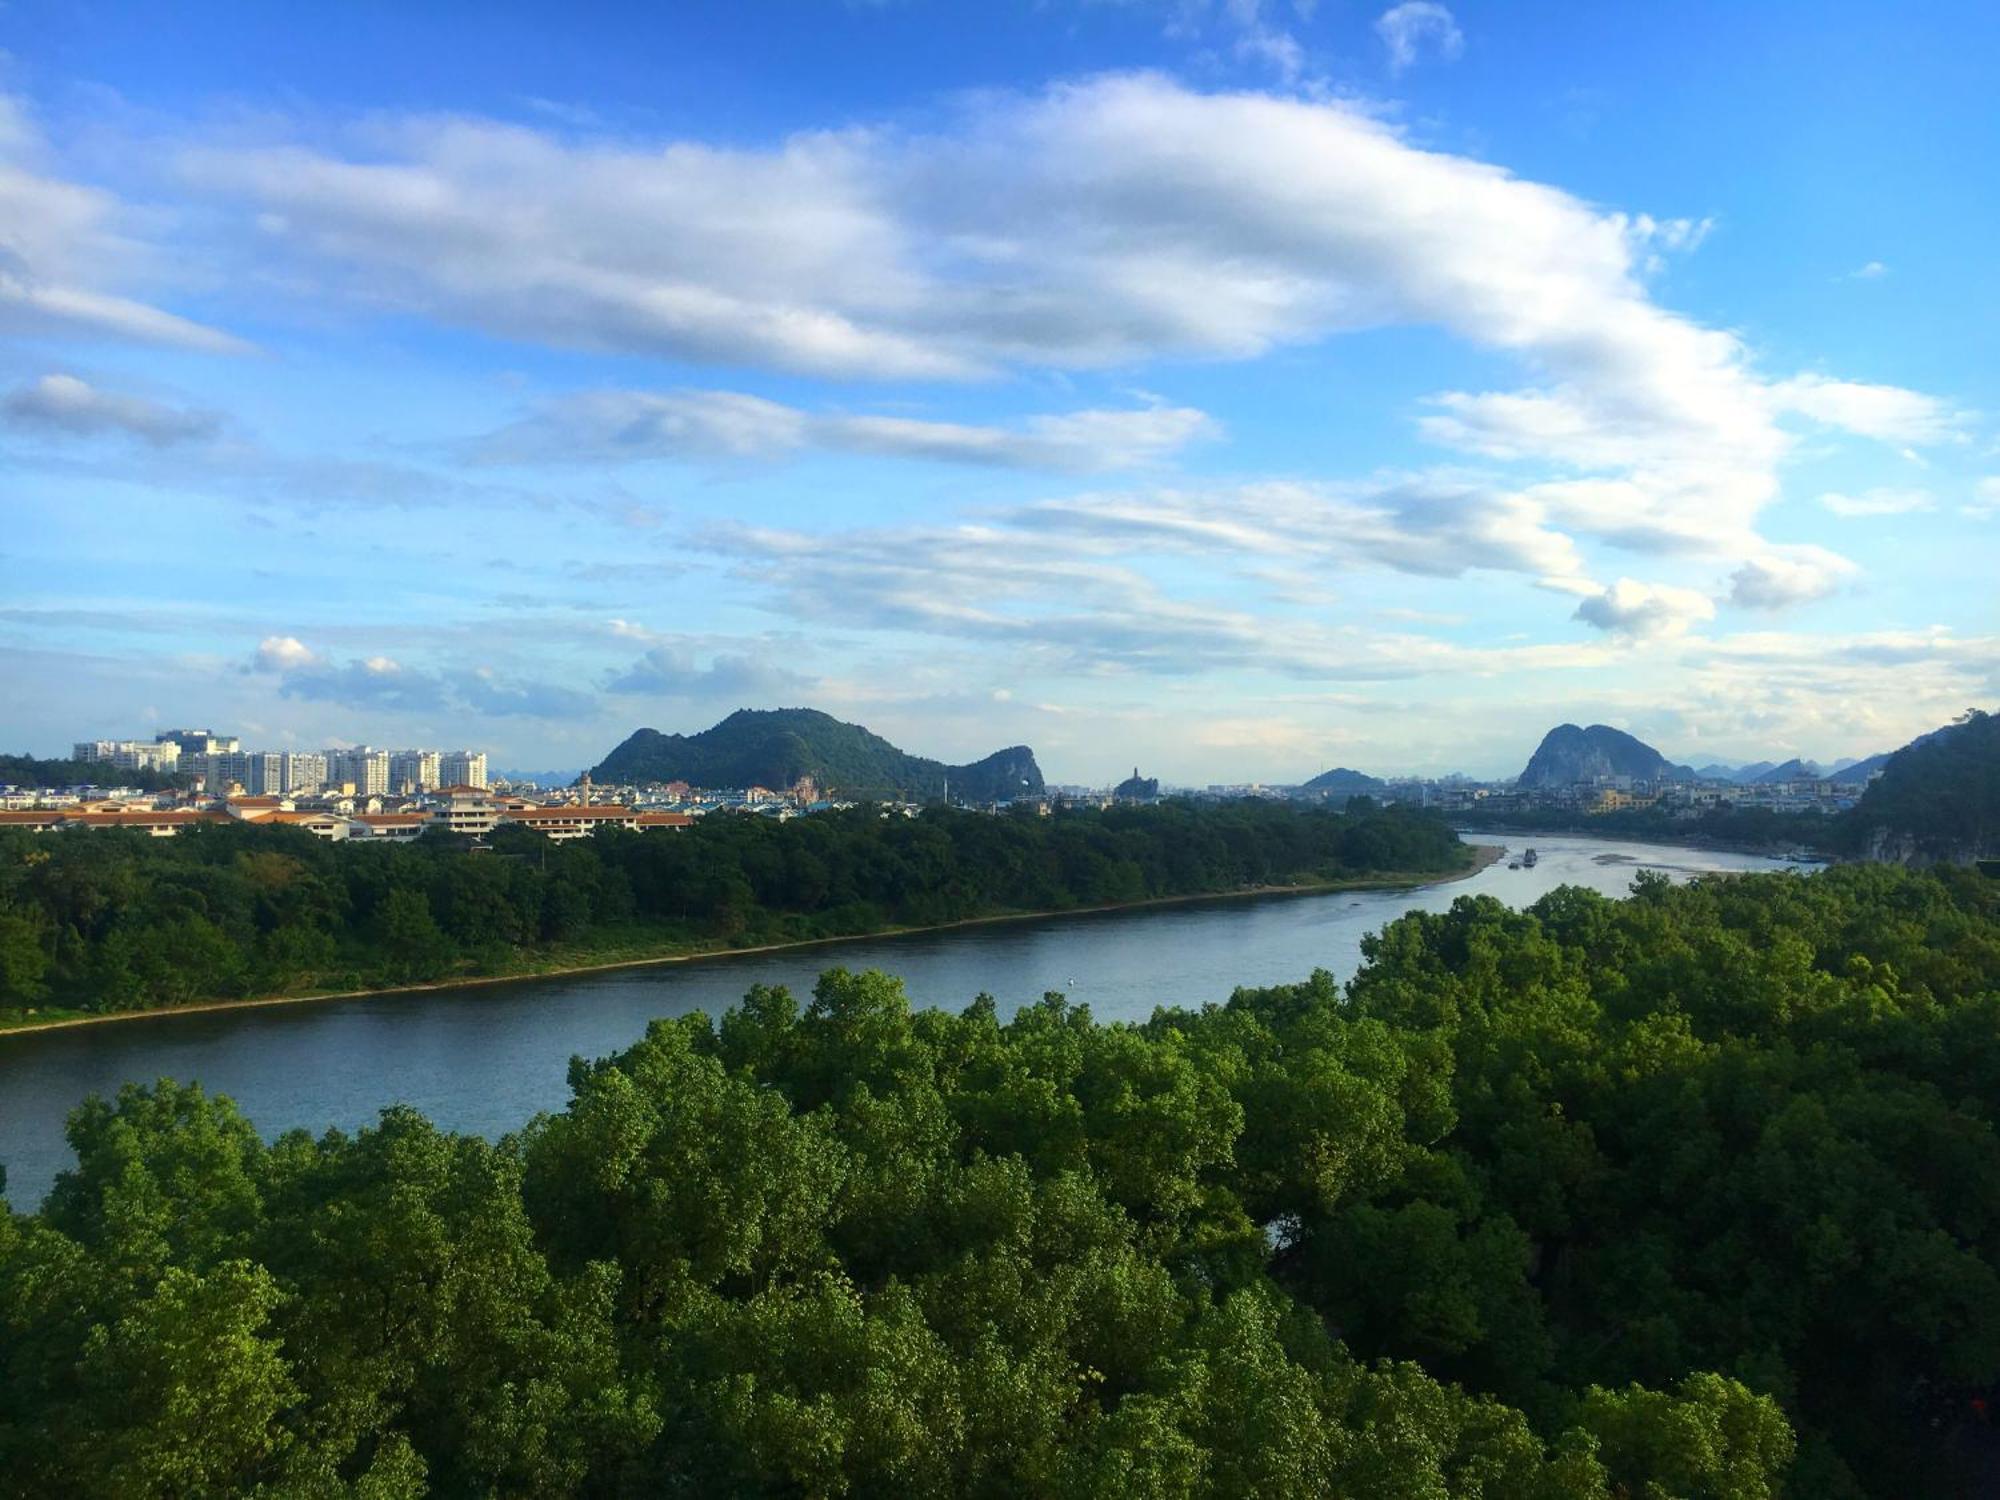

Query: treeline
[0,801,1467,1019]
[5,863,1997,1495]
[0,752,186,792]
[1456,800,1835,850]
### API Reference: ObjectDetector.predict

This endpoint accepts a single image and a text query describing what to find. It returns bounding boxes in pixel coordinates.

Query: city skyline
[4,1,1997,780]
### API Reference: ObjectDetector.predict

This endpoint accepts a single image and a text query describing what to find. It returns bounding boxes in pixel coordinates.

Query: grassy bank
[0,846,1499,1037]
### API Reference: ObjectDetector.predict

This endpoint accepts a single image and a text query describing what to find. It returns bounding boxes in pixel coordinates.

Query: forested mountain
[1516,724,1692,787]
[1298,766,1385,794]
[592,708,1043,800]
[1844,708,1999,862]
[5,864,1997,1495]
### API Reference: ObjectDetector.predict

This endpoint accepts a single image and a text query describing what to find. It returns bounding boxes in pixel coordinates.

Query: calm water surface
[0,834,1815,1206]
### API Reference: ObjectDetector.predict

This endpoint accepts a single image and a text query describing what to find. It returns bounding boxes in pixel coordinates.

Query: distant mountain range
[1560,746,1895,788]
[1707,753,1892,785]
[590,708,1044,802]
[1517,724,1694,787]
[493,768,583,788]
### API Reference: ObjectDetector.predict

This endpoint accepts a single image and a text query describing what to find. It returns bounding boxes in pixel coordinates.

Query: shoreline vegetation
[0,843,1504,1037]
[7,861,1998,1495]
[0,801,1483,1036]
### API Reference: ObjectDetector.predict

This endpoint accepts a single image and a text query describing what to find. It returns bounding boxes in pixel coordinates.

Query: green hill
[1842,708,1999,863]
[590,708,1044,801]
[1299,766,1386,795]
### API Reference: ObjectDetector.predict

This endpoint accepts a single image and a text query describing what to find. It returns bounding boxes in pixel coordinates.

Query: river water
[0,834,1816,1207]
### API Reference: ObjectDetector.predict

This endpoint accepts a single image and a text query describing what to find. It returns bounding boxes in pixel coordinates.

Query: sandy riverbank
[0,845,1504,1038]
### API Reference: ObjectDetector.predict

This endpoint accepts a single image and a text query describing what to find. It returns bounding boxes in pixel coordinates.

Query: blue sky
[3,0,1995,780]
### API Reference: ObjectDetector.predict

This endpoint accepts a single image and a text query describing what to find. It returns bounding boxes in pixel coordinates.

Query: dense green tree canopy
[4,863,1996,1494]
[0,800,1466,1022]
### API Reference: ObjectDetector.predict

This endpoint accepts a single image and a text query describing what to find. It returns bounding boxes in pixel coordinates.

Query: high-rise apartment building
[155,729,240,757]
[191,750,253,791]
[326,747,391,796]
[389,749,441,794]
[280,752,327,795]
[244,751,286,796]
[71,740,183,775]
[439,750,488,789]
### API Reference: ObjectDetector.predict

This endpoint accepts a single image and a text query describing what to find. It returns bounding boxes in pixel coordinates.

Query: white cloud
[481,389,1215,472]
[1846,261,1889,280]
[1727,544,1859,609]
[1376,2,1465,71]
[699,509,1617,683]
[1009,477,1589,585]
[2,373,220,445]
[1773,374,1963,445]
[1571,578,1716,639]
[1964,478,2000,520]
[153,74,1961,617]
[253,634,319,671]
[245,635,591,718]
[1817,487,1934,517]
[0,96,248,354]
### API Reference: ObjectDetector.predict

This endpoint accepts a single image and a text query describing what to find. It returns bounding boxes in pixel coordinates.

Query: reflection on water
[0,834,1817,1207]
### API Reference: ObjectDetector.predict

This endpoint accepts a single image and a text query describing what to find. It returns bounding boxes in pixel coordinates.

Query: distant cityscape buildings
[27,718,1889,849]
[70,730,486,794]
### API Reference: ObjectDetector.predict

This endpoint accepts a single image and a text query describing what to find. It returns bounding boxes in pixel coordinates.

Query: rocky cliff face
[954,746,1045,801]
[1517,724,1691,787]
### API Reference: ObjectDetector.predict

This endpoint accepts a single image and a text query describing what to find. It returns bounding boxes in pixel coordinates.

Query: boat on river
[1521,848,1539,868]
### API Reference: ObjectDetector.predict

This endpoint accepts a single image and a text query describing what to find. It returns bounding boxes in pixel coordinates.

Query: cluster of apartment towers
[72,729,488,797]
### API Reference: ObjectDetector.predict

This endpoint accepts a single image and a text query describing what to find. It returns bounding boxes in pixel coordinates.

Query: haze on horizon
[4,0,1995,783]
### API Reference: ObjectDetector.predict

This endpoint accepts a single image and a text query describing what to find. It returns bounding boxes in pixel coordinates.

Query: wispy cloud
[1375,2,1464,71]
[0,95,249,354]
[1817,487,1934,517]
[479,390,1216,472]
[2,374,220,446]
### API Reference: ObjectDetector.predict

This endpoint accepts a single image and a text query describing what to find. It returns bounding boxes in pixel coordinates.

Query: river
[0,834,1817,1207]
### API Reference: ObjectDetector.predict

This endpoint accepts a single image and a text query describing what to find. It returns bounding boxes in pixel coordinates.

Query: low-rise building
[501,805,639,840]
[0,810,67,833]
[633,811,695,831]
[349,812,430,842]
[58,809,231,836]
[261,810,352,840]
[431,786,502,838]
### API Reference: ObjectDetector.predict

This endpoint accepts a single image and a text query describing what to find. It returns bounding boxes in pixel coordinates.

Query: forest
[0,801,1468,1023]
[3,862,1996,1496]
[0,753,186,792]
